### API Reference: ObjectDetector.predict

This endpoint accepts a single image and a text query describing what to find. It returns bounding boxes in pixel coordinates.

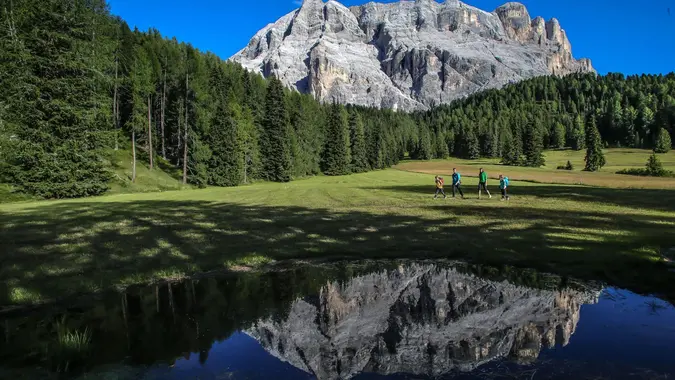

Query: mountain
[230,0,594,111]
[246,263,600,379]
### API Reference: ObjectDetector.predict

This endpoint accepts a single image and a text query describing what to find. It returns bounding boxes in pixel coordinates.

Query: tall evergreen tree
[501,127,521,166]
[458,128,480,159]
[127,46,154,182]
[571,114,586,151]
[584,117,606,172]
[524,122,545,167]
[1,0,112,198]
[413,125,433,160]
[208,101,243,186]
[654,128,672,153]
[322,103,350,176]
[348,110,368,172]
[552,122,566,149]
[260,76,292,182]
[434,130,450,159]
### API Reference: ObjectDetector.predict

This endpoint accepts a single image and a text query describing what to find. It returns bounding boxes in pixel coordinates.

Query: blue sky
[108,0,675,75]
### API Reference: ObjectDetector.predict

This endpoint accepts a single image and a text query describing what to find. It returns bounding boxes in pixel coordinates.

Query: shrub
[557,160,574,170]
[654,128,672,153]
[617,153,674,177]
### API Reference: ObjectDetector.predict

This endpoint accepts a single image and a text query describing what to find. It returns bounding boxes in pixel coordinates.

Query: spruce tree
[645,153,666,177]
[260,76,292,182]
[208,101,243,187]
[322,103,350,176]
[584,117,606,172]
[414,126,433,160]
[524,122,545,167]
[127,46,154,182]
[434,130,450,159]
[654,128,672,153]
[552,122,566,149]
[348,110,368,172]
[571,114,586,151]
[1,0,112,198]
[459,128,480,159]
[501,128,521,166]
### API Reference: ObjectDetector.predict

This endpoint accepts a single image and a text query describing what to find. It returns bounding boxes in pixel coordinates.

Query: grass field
[399,149,675,189]
[1,156,675,308]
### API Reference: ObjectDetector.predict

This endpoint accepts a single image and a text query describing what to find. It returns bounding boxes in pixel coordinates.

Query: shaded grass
[398,149,675,189]
[1,169,674,308]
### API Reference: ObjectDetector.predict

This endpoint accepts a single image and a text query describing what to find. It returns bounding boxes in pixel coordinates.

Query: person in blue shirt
[451,168,465,199]
[499,174,510,201]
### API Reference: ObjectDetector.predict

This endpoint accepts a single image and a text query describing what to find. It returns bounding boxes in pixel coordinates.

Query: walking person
[499,174,510,201]
[478,168,492,199]
[451,168,465,199]
[433,175,447,199]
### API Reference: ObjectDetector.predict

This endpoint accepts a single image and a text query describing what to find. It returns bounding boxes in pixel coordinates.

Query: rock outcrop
[231,0,594,111]
[245,263,600,379]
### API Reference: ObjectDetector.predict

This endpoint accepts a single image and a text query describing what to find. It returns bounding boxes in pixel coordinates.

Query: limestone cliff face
[231,0,594,111]
[245,264,600,379]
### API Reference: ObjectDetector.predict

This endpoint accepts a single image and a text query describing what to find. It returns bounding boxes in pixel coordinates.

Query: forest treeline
[0,0,674,199]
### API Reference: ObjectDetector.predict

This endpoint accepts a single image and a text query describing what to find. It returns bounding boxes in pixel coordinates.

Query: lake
[1,260,673,380]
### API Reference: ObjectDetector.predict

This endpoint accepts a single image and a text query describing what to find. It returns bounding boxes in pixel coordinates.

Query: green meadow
[2,149,674,308]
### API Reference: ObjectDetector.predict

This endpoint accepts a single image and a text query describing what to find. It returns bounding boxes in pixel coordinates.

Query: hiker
[434,175,446,199]
[478,168,492,199]
[451,168,464,199]
[499,174,510,201]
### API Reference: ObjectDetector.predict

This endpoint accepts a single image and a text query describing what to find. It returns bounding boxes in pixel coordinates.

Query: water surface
[1,261,673,380]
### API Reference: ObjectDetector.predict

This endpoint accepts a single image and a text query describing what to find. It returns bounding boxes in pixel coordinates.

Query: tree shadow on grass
[369,184,675,213]
[1,198,674,308]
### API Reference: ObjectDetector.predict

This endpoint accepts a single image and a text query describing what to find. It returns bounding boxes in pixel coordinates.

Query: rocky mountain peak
[231,0,594,111]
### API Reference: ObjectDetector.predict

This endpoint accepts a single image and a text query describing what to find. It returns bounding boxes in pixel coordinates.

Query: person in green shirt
[478,168,492,199]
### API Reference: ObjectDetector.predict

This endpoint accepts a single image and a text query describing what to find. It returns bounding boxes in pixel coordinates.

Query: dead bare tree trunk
[155,285,160,313]
[182,73,189,185]
[113,57,119,150]
[147,96,153,170]
[161,65,167,159]
[131,130,137,183]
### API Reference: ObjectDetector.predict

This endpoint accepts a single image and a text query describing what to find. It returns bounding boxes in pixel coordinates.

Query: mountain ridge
[231,0,594,111]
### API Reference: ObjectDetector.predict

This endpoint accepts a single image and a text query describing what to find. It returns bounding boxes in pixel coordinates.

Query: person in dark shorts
[434,176,446,199]
[451,168,464,199]
[499,174,510,201]
[478,168,492,199]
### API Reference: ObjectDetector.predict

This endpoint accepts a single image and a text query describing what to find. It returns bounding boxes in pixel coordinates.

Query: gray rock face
[245,263,600,379]
[230,0,594,111]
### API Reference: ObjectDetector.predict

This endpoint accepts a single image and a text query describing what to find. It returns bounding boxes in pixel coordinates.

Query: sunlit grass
[1,163,674,307]
[398,148,675,189]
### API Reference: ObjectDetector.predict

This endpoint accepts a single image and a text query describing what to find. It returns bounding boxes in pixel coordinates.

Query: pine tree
[654,128,672,153]
[322,103,350,176]
[458,128,480,159]
[645,153,666,176]
[434,130,449,159]
[208,101,243,186]
[571,114,585,151]
[552,122,566,149]
[584,117,606,172]
[260,76,292,182]
[501,128,521,166]
[1,0,112,198]
[414,125,433,160]
[524,122,545,167]
[127,46,154,182]
[349,110,368,172]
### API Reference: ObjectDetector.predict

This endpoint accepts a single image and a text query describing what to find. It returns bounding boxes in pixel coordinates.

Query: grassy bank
[1,167,674,308]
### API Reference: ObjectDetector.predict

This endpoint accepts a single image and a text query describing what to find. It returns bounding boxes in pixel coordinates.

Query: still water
[1,261,673,380]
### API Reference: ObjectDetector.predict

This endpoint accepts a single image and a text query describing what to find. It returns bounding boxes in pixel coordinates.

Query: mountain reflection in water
[0,260,673,380]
